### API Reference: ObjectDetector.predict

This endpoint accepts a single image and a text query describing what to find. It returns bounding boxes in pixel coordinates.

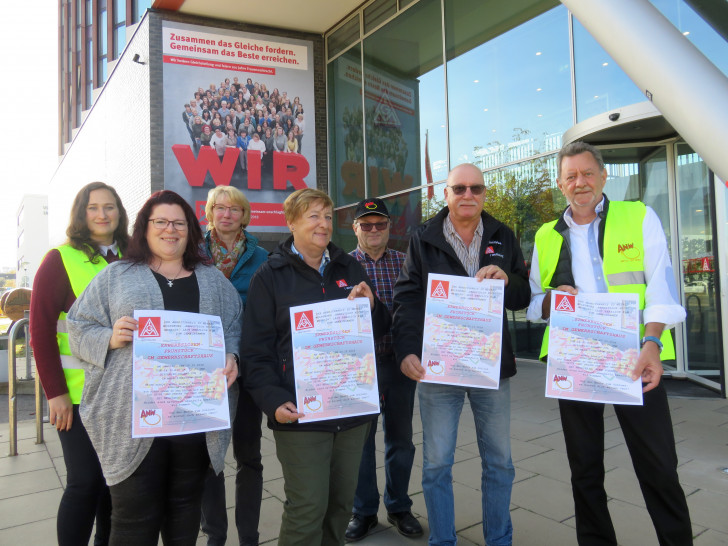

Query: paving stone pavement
[1,360,727,545]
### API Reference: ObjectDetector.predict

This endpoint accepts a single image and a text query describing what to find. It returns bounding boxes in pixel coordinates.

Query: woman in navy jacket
[200,185,269,546]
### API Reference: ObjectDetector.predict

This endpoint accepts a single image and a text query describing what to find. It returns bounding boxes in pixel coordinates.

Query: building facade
[16,195,49,289]
[53,0,728,395]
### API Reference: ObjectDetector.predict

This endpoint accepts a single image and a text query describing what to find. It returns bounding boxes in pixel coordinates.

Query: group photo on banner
[162,20,317,231]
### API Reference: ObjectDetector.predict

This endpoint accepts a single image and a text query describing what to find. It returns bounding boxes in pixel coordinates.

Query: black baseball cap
[353,198,390,220]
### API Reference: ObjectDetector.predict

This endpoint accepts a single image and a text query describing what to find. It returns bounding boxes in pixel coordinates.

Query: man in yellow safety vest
[527,141,692,545]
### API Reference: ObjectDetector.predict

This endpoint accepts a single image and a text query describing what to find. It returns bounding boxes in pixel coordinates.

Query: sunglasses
[447,184,486,196]
[358,221,389,232]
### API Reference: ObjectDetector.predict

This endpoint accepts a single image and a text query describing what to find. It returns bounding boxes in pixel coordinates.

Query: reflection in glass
[601,146,671,248]
[334,189,429,255]
[328,44,364,208]
[573,18,644,122]
[328,16,359,60]
[651,0,728,77]
[446,5,571,167]
[676,143,722,375]
[362,0,445,209]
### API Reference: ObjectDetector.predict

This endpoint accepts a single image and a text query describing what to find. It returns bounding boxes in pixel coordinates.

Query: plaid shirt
[350,246,406,355]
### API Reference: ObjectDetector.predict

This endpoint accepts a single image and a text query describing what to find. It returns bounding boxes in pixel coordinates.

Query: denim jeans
[353,352,417,516]
[419,379,514,546]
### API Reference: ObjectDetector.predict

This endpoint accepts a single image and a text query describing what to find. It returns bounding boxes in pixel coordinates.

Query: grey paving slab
[0,467,61,500]
[686,489,728,534]
[513,448,571,484]
[0,515,56,543]
[694,528,728,546]
[1,359,726,545]
[0,488,62,529]
[606,498,660,546]
[509,507,578,546]
[0,449,53,476]
[511,474,575,522]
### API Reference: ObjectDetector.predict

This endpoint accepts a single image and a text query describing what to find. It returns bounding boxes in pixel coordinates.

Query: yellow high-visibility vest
[534,201,675,361]
[55,244,114,403]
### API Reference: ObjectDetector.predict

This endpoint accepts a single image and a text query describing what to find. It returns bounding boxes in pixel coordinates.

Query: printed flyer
[132,310,230,437]
[421,273,504,389]
[290,298,379,423]
[546,291,643,405]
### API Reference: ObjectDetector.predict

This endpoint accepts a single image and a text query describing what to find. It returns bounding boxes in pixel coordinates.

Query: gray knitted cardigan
[67,261,242,486]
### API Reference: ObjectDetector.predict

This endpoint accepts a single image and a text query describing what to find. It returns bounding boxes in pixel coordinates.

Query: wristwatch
[231,353,240,366]
[640,336,663,352]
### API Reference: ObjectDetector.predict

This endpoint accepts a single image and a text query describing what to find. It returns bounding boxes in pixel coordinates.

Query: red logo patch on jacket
[485,246,495,255]
[336,279,348,288]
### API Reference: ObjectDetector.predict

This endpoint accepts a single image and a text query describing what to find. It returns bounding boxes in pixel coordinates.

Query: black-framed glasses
[358,221,389,232]
[447,184,486,196]
[148,218,188,231]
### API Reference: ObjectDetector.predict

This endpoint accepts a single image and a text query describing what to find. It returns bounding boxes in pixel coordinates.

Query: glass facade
[326,0,727,389]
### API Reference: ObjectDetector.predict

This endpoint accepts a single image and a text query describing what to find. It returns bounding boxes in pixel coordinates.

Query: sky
[0,4,58,270]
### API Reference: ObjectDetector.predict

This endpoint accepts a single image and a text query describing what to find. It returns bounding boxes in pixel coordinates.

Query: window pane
[113,0,125,24]
[114,25,126,58]
[328,44,365,207]
[133,0,151,23]
[573,18,644,122]
[447,5,571,168]
[651,0,728,77]
[363,0,446,201]
[99,8,108,55]
[676,143,722,375]
[364,0,397,34]
[328,16,359,59]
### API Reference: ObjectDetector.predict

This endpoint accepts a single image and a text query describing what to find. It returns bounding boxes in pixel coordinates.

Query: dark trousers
[353,352,417,516]
[201,388,263,545]
[57,404,112,546]
[559,384,692,546]
[109,436,210,546]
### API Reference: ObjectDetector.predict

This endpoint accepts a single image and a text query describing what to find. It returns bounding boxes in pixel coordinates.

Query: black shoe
[345,514,378,542]
[387,511,423,538]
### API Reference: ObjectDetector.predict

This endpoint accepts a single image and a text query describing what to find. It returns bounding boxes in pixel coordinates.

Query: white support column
[561,0,728,183]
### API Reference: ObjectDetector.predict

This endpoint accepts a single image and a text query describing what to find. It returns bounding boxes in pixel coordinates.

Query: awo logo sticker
[138,317,161,337]
[303,394,322,413]
[617,242,641,262]
[294,310,314,331]
[552,374,573,392]
[139,408,162,428]
[336,279,348,288]
[485,246,495,255]
[426,359,444,375]
[554,294,576,313]
[430,280,449,299]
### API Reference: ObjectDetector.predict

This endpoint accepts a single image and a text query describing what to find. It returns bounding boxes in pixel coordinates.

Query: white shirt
[247,139,267,153]
[527,199,686,328]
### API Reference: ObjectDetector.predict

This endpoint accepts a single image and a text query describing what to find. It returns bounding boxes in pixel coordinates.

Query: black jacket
[242,237,391,432]
[392,207,530,379]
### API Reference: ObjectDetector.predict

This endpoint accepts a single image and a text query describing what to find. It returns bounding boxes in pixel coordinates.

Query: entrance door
[674,143,724,388]
[601,143,724,392]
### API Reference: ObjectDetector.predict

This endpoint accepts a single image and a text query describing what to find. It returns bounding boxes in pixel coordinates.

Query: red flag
[425,130,434,199]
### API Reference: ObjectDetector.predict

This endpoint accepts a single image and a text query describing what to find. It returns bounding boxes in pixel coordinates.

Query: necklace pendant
[167,279,174,288]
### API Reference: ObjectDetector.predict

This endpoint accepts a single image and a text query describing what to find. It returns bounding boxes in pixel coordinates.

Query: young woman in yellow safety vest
[30,182,129,546]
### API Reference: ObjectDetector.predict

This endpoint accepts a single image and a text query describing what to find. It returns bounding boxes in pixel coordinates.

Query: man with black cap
[345,198,422,542]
